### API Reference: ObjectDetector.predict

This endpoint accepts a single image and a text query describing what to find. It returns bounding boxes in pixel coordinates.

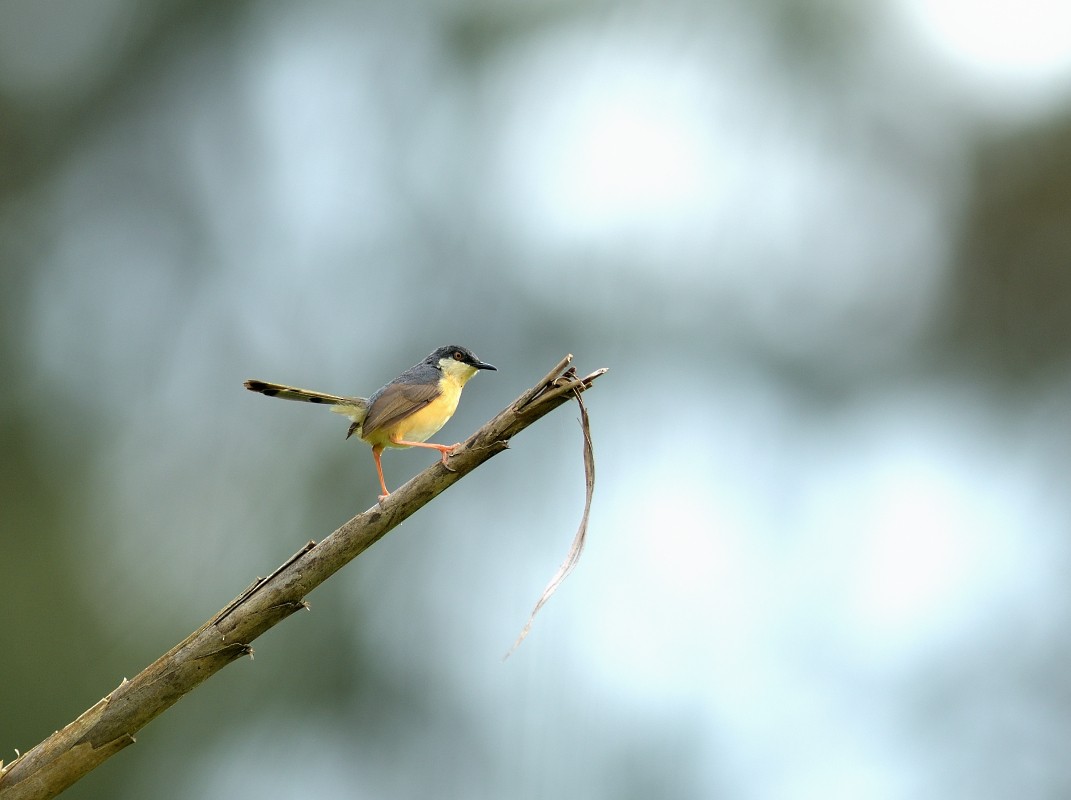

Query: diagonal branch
[0,355,607,800]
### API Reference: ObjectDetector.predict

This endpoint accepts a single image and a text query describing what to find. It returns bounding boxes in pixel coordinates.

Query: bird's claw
[440,443,462,471]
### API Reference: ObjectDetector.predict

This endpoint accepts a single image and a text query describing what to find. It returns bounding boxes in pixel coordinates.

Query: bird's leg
[372,445,391,500]
[390,437,460,465]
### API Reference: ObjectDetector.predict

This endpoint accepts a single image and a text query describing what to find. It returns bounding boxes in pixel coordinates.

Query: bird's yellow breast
[390,379,462,444]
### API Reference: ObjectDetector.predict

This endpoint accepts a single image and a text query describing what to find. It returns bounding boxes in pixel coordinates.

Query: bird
[244,345,496,500]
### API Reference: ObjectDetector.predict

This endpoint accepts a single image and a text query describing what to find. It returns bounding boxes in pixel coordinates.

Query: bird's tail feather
[244,380,368,424]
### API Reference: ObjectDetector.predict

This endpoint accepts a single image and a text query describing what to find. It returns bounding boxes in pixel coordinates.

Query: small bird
[245,345,497,499]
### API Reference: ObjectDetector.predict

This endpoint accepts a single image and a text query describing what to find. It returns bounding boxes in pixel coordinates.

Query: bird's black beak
[475,361,497,371]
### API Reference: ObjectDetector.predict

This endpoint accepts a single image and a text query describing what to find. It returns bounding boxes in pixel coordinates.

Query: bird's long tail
[244,379,368,433]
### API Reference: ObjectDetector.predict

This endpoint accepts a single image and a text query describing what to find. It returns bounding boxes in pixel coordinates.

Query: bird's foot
[440,443,462,471]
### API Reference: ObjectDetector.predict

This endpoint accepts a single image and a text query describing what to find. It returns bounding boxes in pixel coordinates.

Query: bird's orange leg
[371,444,391,500]
[391,438,460,465]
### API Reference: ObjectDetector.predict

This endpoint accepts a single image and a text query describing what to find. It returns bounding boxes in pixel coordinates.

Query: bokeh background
[4,0,1071,798]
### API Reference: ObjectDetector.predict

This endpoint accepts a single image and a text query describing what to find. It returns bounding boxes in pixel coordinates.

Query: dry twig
[506,377,596,656]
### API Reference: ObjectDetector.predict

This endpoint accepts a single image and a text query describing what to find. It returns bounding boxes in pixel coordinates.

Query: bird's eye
[454,350,464,360]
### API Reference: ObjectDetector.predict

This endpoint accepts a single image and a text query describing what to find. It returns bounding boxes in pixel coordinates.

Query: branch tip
[516,353,575,409]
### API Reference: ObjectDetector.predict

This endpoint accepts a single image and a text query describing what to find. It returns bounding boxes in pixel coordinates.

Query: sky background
[3,1,1071,798]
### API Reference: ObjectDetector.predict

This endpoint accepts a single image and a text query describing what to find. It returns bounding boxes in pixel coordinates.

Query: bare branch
[0,356,606,800]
